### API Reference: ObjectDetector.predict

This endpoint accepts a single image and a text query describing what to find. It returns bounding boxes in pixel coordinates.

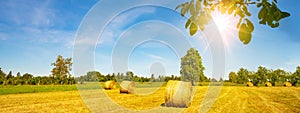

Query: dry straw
[104,80,116,90]
[247,82,254,87]
[164,80,193,108]
[265,82,272,87]
[284,82,292,87]
[119,81,135,94]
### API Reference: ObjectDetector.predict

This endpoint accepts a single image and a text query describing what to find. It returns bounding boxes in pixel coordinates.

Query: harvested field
[0,86,300,113]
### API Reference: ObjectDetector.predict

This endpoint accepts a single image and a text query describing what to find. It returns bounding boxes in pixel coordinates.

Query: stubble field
[0,84,300,113]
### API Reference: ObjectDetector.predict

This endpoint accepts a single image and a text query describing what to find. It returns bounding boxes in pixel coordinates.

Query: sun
[212,11,236,32]
[211,11,239,47]
[214,15,229,31]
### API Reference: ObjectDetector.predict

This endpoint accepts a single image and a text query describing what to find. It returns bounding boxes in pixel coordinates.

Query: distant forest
[228,66,300,86]
[1,66,299,86]
[0,68,183,85]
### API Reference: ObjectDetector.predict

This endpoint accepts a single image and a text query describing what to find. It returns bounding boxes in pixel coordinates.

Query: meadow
[0,82,300,113]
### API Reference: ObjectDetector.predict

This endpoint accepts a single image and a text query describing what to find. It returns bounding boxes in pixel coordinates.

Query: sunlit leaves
[176,2,189,16]
[176,0,290,45]
[185,19,191,29]
[257,1,290,28]
[190,23,198,36]
[246,19,254,32]
[238,19,254,44]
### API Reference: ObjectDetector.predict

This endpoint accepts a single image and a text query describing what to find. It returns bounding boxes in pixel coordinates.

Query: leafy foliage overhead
[176,0,290,44]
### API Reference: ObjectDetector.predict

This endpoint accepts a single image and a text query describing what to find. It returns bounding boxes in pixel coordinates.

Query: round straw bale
[265,82,272,87]
[284,82,292,87]
[247,82,253,87]
[104,81,116,90]
[119,81,135,94]
[164,80,193,108]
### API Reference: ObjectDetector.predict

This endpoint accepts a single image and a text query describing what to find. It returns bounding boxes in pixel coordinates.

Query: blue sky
[0,0,300,79]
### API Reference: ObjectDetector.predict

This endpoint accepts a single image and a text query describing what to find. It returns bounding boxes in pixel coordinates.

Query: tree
[0,68,6,85]
[247,72,260,86]
[256,66,268,84]
[15,72,22,85]
[219,77,223,82]
[51,55,72,85]
[180,48,206,85]
[176,0,290,44]
[273,69,287,83]
[126,71,134,81]
[228,72,237,83]
[266,69,278,86]
[98,72,106,82]
[210,78,218,82]
[22,73,33,85]
[6,71,13,85]
[111,73,116,81]
[86,71,100,82]
[237,68,249,84]
[150,74,155,82]
[291,66,300,86]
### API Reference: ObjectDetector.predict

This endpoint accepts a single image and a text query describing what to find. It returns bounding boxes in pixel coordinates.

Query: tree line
[0,68,76,85]
[228,66,300,86]
[76,71,181,83]
[0,68,182,85]
[0,55,75,85]
[0,48,209,85]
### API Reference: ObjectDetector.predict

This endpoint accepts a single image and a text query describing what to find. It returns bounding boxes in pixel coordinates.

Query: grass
[0,85,78,95]
[0,82,107,95]
[0,85,300,112]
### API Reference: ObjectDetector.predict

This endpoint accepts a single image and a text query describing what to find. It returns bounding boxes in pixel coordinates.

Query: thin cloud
[1,0,55,27]
[109,7,156,28]
[147,54,164,60]
[98,7,157,46]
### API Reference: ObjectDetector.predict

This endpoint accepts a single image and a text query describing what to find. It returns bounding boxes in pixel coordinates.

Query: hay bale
[284,82,292,87]
[119,81,135,94]
[104,81,116,90]
[247,82,253,87]
[164,80,193,108]
[265,82,272,87]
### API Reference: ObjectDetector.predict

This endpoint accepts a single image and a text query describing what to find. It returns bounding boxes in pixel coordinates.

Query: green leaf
[274,10,281,21]
[236,7,244,18]
[239,23,252,45]
[267,15,274,27]
[259,19,266,25]
[196,0,201,11]
[181,2,189,16]
[190,23,198,36]
[190,2,195,15]
[256,3,262,8]
[185,19,191,29]
[273,22,279,28]
[259,12,268,25]
[246,19,254,32]
[236,17,243,29]
[258,7,267,19]
[242,6,251,16]
[281,12,291,19]
[175,4,184,10]
[270,21,279,28]
[204,0,208,6]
